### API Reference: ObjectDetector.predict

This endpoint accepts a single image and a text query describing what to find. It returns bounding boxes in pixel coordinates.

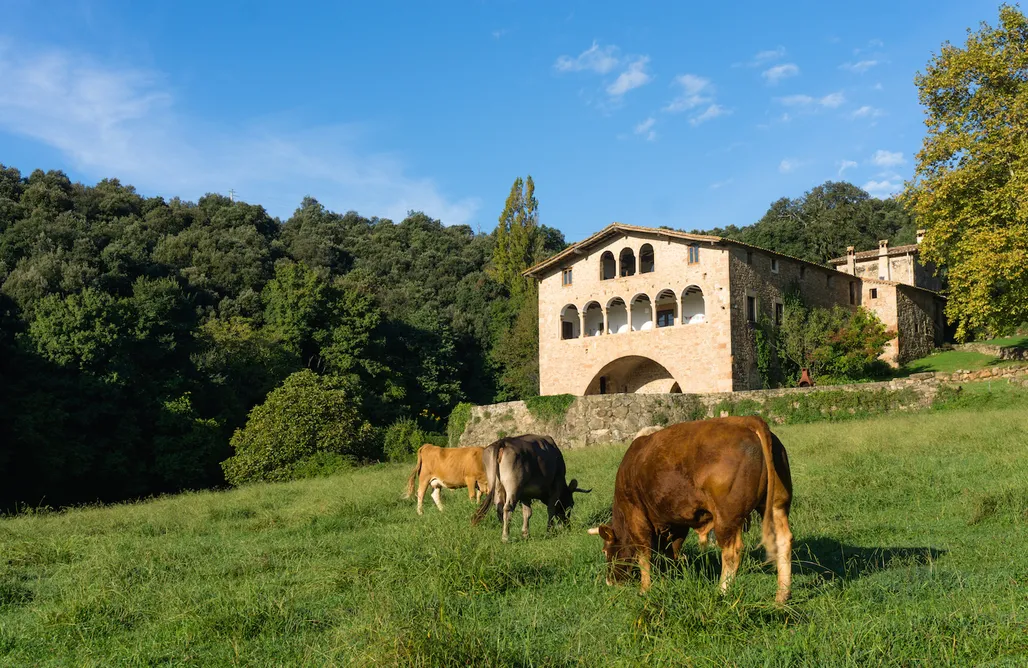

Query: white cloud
[634,117,656,141]
[862,179,901,197]
[0,44,479,224]
[554,41,620,74]
[691,104,729,126]
[663,74,712,112]
[761,63,799,85]
[840,59,879,73]
[709,178,734,190]
[491,29,507,39]
[871,149,905,167]
[778,92,845,108]
[607,56,652,96]
[849,105,885,119]
[779,158,805,173]
[838,159,858,176]
[735,46,786,67]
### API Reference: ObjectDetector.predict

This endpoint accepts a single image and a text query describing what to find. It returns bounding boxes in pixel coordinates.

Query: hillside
[2,386,1027,665]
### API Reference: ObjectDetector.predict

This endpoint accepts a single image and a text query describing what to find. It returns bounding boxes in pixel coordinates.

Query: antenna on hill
[228,188,236,202]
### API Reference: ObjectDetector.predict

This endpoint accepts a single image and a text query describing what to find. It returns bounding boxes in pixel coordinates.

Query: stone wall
[957,342,1028,361]
[457,364,1028,449]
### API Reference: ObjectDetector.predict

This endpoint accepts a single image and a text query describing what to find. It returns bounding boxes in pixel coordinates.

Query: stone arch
[583,301,603,337]
[655,289,677,328]
[606,297,628,334]
[619,247,636,277]
[630,293,653,331]
[600,251,616,280]
[559,304,580,339]
[584,355,678,395]
[640,243,655,273]
[682,285,706,324]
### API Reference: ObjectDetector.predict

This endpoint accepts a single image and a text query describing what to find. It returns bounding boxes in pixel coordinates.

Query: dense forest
[0,166,922,509]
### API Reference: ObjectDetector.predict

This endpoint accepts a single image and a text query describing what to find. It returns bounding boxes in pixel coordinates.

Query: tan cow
[404,444,489,514]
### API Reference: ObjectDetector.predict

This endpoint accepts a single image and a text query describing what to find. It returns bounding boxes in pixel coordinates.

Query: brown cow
[404,444,489,515]
[588,416,794,603]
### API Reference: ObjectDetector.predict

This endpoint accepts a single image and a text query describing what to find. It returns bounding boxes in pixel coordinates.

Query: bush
[524,394,576,423]
[384,418,425,462]
[221,370,375,485]
[447,402,473,447]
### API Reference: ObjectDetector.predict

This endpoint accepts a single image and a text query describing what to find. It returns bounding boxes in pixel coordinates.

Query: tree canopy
[907,3,1028,340]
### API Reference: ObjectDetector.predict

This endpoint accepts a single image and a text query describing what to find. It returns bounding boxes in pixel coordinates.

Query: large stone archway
[583,355,679,395]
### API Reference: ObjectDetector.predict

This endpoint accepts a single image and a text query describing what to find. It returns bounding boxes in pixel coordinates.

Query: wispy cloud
[663,74,728,125]
[778,92,845,109]
[491,28,508,40]
[709,178,734,190]
[607,56,652,96]
[554,41,620,74]
[761,63,799,85]
[779,158,807,173]
[848,105,885,120]
[838,159,858,177]
[870,149,905,167]
[634,117,657,141]
[735,46,786,67]
[691,104,729,126]
[862,179,901,197]
[0,44,480,224]
[840,59,879,74]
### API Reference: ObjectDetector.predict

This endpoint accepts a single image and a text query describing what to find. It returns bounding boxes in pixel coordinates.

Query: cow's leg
[501,501,515,543]
[465,477,477,502]
[416,477,431,515]
[717,525,744,595]
[696,523,713,549]
[670,536,685,561]
[430,480,444,512]
[637,546,653,592]
[773,507,793,604]
[521,502,532,539]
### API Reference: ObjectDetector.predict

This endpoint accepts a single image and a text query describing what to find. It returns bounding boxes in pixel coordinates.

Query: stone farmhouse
[524,223,946,396]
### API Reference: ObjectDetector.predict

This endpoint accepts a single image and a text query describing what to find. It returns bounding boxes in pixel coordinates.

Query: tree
[492,176,540,300]
[907,4,1028,340]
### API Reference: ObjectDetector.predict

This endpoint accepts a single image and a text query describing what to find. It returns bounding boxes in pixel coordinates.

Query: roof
[522,222,828,278]
[827,243,920,265]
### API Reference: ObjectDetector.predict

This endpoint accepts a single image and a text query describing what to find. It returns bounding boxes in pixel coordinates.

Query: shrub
[447,402,473,447]
[285,452,353,480]
[383,418,425,462]
[221,370,375,485]
[524,394,576,423]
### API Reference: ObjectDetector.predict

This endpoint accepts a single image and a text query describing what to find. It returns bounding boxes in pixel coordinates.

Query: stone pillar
[602,307,608,335]
[579,311,586,338]
[878,240,890,280]
[846,246,855,275]
[650,297,656,330]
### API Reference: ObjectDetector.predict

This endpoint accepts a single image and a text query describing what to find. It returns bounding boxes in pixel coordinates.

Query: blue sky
[0,0,1002,242]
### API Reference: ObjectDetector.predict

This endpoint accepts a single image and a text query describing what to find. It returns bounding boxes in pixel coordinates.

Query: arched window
[630,294,653,331]
[560,304,580,339]
[606,298,628,334]
[655,289,677,328]
[640,244,654,273]
[682,286,705,324]
[619,248,636,277]
[583,301,604,337]
[600,251,616,280]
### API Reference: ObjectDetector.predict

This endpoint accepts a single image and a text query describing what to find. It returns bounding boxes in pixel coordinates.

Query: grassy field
[2,387,1028,665]
[897,348,1019,375]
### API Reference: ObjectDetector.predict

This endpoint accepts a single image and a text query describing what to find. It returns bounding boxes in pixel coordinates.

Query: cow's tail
[755,419,777,555]
[404,446,424,499]
[471,444,500,526]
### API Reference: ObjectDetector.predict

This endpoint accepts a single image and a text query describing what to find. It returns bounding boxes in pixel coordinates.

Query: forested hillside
[0,166,919,509]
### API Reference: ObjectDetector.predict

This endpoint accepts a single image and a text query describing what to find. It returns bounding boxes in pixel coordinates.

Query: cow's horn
[587,527,600,535]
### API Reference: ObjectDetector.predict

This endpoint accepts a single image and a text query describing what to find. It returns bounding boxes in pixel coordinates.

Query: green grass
[3,387,1028,665]
[897,348,1020,375]
[978,334,1028,348]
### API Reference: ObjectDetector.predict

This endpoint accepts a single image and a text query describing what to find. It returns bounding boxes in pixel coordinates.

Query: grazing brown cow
[404,444,489,515]
[588,416,794,603]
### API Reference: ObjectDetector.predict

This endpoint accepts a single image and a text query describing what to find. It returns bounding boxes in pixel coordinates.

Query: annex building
[524,223,946,396]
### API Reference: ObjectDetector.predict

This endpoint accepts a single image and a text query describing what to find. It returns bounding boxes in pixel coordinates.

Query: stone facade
[526,223,947,396]
[457,364,1028,449]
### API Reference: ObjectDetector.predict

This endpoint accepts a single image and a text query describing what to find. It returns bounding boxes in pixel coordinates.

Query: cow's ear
[598,524,615,543]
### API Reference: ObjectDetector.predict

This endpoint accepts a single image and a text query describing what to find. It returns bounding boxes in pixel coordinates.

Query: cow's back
[420,444,486,486]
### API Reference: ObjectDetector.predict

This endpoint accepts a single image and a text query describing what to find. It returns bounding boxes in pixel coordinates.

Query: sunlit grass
[2,387,1027,665]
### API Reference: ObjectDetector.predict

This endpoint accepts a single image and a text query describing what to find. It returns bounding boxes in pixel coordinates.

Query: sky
[0,0,1003,243]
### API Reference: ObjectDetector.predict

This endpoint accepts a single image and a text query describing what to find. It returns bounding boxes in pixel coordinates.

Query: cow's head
[553,479,591,525]
[587,525,633,585]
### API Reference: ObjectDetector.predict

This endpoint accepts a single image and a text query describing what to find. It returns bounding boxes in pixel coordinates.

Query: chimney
[846,246,856,275]
[916,229,926,244]
[878,240,890,281]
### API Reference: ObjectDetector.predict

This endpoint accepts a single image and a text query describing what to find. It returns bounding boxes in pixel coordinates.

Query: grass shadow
[790,536,945,582]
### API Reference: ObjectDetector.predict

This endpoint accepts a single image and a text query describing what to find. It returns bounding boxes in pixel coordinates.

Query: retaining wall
[458,365,1028,449]
[957,343,1028,361]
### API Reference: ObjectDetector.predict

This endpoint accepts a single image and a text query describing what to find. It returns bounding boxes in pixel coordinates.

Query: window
[746,250,753,265]
[562,268,572,286]
[640,244,655,273]
[599,376,607,395]
[657,309,675,328]
[870,288,878,299]
[688,244,700,264]
[746,295,756,323]
[619,248,636,277]
[849,281,856,305]
[800,265,806,279]
[771,258,779,274]
[775,302,784,327]
[600,251,616,280]
[561,321,574,339]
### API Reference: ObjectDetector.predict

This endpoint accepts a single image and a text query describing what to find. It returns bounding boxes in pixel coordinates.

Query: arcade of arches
[559,286,705,340]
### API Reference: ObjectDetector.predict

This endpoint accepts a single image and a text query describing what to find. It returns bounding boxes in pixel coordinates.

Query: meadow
[2,386,1028,666]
